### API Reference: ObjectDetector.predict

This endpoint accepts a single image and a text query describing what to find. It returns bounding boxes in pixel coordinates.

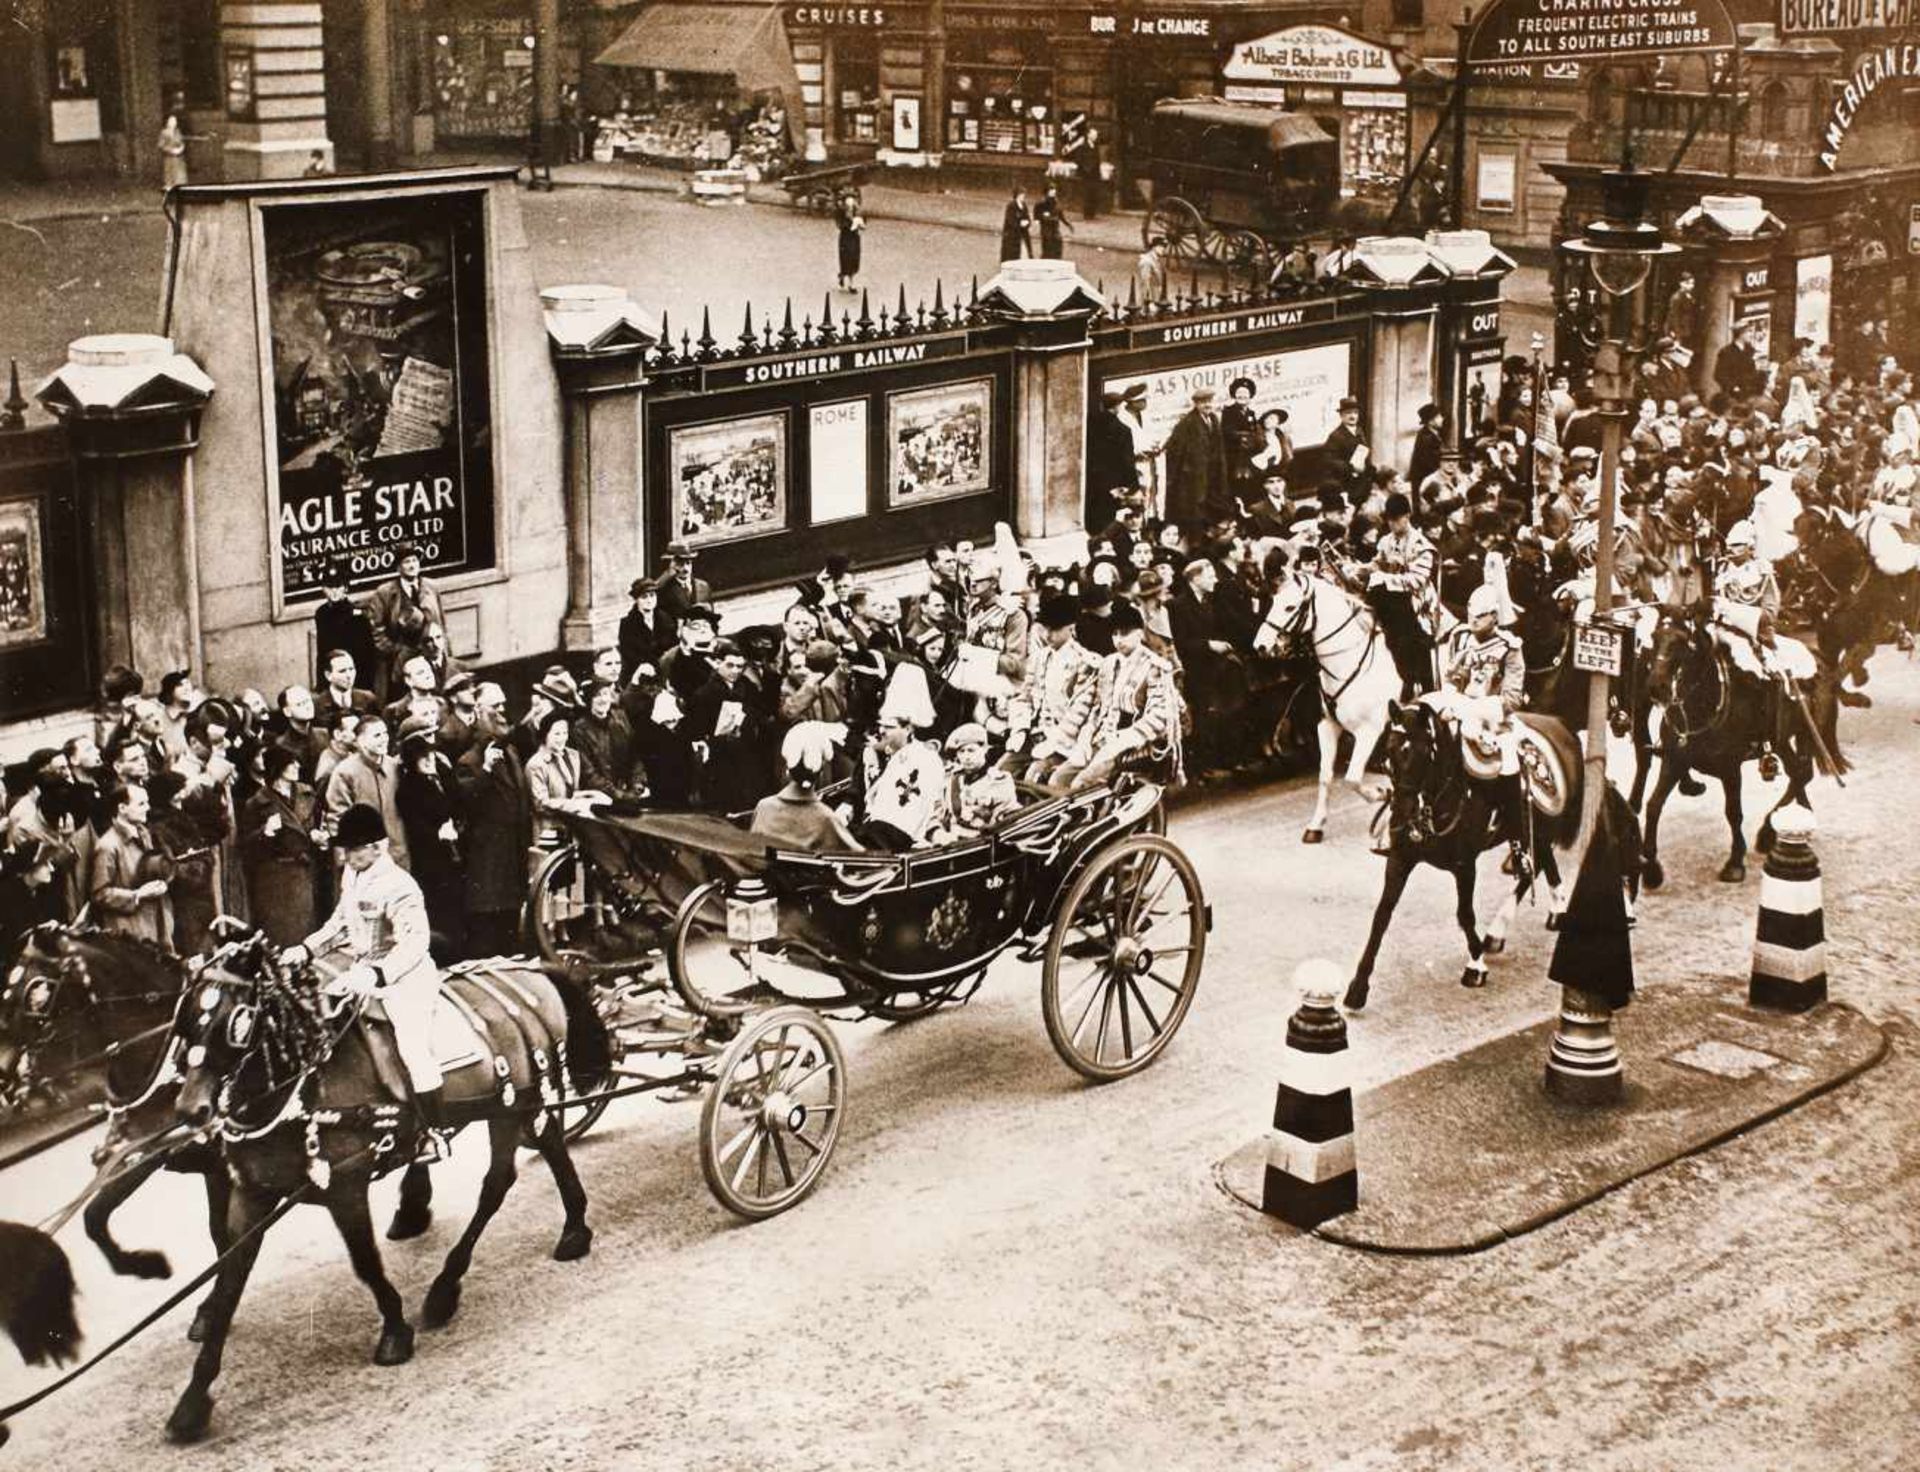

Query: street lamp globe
[1561,165,1682,301]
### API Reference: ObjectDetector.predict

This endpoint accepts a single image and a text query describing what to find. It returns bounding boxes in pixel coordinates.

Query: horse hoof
[1301,828,1324,845]
[553,1224,594,1262]
[374,1323,416,1366]
[1678,777,1706,797]
[1838,690,1871,709]
[1342,981,1369,1011]
[1460,966,1488,989]
[1719,860,1747,884]
[123,1249,172,1280]
[1643,861,1665,891]
[186,1305,213,1344]
[165,1393,212,1445]
[422,1279,461,1329]
[1482,935,1507,956]
[1545,912,1564,933]
[385,1205,432,1242]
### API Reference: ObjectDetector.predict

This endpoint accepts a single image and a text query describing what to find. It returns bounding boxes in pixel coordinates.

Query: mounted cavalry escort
[1345,583,1601,1012]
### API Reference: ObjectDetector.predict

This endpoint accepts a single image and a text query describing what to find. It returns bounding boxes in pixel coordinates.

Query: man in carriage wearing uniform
[855,665,948,850]
[951,532,1031,740]
[1709,519,1817,775]
[1426,583,1535,880]
[1050,602,1184,792]
[1007,592,1100,787]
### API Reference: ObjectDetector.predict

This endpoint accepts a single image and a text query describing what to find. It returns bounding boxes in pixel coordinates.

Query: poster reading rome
[263,192,497,600]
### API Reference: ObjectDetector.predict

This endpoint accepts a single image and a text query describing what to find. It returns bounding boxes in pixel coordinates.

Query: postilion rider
[1423,584,1534,880]
[279,801,453,1162]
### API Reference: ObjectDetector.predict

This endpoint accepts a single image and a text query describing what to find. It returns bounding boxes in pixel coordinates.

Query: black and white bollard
[1750,807,1827,1012]
[1262,960,1358,1228]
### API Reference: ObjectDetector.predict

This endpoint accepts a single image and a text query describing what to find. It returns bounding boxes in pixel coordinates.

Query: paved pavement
[3,649,1915,1470]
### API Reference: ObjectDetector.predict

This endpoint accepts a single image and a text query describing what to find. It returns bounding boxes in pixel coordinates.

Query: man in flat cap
[1164,386,1228,527]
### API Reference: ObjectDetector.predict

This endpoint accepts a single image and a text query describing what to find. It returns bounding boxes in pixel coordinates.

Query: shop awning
[594,3,805,143]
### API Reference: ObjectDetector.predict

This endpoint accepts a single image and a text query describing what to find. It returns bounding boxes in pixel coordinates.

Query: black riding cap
[333,802,387,848]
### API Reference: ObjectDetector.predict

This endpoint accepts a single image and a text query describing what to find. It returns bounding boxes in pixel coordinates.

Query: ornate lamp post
[1545,164,1680,1104]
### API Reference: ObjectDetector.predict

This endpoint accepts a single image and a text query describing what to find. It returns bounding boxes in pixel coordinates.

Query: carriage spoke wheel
[1042,834,1205,1081]
[1143,198,1208,265]
[669,880,760,1021]
[699,1006,845,1219]
[526,846,665,970]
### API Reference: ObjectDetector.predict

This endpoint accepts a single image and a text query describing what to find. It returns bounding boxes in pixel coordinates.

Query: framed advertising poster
[261,190,497,602]
[887,379,992,508]
[809,399,869,523]
[669,412,789,546]
[1104,341,1353,494]
[0,500,46,649]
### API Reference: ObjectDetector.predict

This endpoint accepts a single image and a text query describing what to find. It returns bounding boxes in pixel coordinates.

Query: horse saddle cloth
[1459,715,1574,817]
[360,989,489,1102]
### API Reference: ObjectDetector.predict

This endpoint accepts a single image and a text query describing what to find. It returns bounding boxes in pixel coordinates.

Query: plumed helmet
[333,802,387,848]
[1725,520,1757,549]
[1467,584,1502,620]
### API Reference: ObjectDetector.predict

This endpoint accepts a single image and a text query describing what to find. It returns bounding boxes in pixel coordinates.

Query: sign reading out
[1467,0,1737,65]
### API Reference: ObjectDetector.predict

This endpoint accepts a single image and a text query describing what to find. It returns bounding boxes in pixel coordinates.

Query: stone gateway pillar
[38,335,215,681]
[545,285,661,652]
[976,260,1104,552]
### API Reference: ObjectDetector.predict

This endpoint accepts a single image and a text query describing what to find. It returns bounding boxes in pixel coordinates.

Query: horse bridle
[1272,574,1382,715]
[1390,708,1470,846]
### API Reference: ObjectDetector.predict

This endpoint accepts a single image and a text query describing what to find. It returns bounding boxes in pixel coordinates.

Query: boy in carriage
[1425,583,1534,880]
[935,723,1019,840]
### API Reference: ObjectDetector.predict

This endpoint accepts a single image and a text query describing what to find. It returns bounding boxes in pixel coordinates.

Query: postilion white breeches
[1421,690,1520,776]
[372,972,444,1093]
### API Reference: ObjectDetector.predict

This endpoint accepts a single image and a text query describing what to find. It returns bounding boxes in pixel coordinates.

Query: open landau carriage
[526,778,1208,1219]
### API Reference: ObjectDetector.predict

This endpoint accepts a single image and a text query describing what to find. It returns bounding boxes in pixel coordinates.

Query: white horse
[1253,571,1403,844]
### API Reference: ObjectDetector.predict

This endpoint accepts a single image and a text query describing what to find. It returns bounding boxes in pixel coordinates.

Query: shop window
[175,0,222,110]
[46,0,122,142]
[835,39,880,145]
[946,37,1055,156]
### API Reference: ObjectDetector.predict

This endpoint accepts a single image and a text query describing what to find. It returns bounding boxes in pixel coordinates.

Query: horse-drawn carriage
[1137,98,1340,280]
[527,777,1207,1217]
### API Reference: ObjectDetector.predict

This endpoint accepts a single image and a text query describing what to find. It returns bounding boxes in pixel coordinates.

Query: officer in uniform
[282,802,451,1161]
[1052,602,1184,791]
[1711,520,1815,772]
[1367,491,1437,695]
[1428,584,1533,878]
[857,666,946,850]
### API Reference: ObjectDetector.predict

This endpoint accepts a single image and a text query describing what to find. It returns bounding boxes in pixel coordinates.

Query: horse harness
[1273,577,1385,721]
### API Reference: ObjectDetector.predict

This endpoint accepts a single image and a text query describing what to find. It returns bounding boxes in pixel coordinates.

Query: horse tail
[552,976,611,1093]
[0,1221,81,1369]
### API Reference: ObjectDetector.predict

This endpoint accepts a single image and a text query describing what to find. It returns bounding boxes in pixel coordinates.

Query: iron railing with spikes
[0,359,29,432]
[1086,261,1364,340]
[645,277,989,384]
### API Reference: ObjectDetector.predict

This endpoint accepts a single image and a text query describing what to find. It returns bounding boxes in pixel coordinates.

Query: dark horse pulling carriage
[528,776,1208,1215]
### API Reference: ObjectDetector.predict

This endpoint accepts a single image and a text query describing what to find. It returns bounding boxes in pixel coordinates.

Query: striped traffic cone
[1262,960,1358,1228]
[1750,807,1827,1012]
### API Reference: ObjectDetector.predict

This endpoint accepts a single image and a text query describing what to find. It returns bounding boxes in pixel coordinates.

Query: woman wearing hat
[397,730,466,954]
[1221,376,1266,513]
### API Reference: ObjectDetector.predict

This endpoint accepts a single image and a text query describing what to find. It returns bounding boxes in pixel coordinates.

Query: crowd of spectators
[2,322,1912,969]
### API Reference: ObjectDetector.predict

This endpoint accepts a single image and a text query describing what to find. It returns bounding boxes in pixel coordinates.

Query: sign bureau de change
[1466,0,1736,66]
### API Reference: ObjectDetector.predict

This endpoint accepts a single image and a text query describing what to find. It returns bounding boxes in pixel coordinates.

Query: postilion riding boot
[411,1085,455,1164]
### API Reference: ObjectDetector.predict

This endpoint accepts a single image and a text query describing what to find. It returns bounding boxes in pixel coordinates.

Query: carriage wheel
[1221,230,1270,287]
[668,879,759,1021]
[1042,834,1205,1082]
[1143,198,1208,265]
[699,1006,845,1220]
[558,991,618,1144]
[864,967,983,1023]
[526,846,664,970]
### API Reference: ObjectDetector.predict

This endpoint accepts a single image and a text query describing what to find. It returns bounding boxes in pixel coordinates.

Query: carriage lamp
[726,877,779,945]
